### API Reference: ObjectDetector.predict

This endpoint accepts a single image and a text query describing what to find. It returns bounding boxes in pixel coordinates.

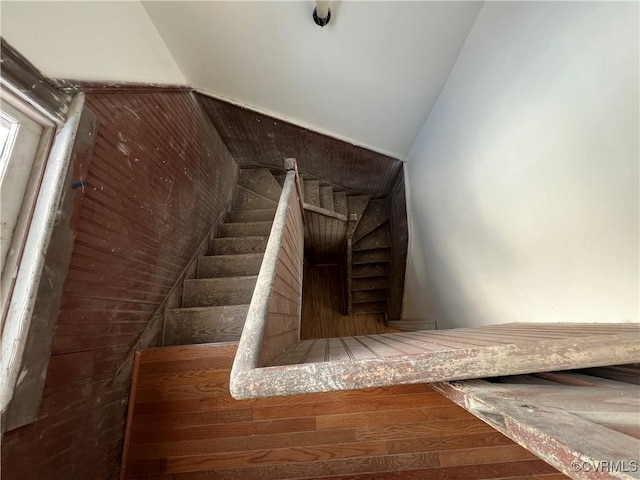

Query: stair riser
[351,302,388,314]
[198,253,264,278]
[303,180,320,206]
[352,249,391,264]
[333,192,347,216]
[220,222,273,238]
[165,305,249,345]
[352,278,390,291]
[352,264,389,278]
[183,277,257,307]
[210,237,268,255]
[353,289,388,303]
[319,186,334,211]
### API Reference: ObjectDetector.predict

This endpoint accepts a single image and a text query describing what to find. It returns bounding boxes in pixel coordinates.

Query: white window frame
[0,85,85,420]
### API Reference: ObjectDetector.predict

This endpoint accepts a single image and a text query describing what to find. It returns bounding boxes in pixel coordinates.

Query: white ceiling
[143,1,483,159]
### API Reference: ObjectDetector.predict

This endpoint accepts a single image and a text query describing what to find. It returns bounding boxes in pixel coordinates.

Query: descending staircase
[165,167,398,347]
[350,199,391,316]
[277,173,394,318]
[164,169,281,345]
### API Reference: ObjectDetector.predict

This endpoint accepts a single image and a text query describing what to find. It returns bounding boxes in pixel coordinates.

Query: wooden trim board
[230,323,640,399]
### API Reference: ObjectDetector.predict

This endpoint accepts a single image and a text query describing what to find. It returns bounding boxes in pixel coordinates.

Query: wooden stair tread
[352,289,388,303]
[233,185,278,211]
[220,221,273,238]
[352,263,389,278]
[198,253,264,278]
[352,277,390,291]
[164,305,249,345]
[182,276,257,308]
[353,224,390,251]
[353,199,389,243]
[319,186,335,211]
[351,301,388,314]
[227,209,276,223]
[352,249,391,264]
[209,236,269,255]
[303,180,320,207]
[238,169,282,202]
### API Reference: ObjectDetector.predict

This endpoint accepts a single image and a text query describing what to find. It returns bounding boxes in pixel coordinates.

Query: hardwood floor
[301,265,399,339]
[122,342,566,479]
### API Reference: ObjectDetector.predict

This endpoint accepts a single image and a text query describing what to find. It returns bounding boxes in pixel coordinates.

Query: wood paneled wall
[258,184,305,367]
[387,168,408,321]
[1,90,238,480]
[196,93,403,196]
[304,209,347,258]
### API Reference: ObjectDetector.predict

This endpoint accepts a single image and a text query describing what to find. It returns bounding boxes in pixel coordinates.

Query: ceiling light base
[313,7,331,27]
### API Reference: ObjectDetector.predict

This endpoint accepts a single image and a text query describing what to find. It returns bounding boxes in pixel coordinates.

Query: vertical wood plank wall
[196,93,403,196]
[1,90,239,480]
[304,210,347,257]
[259,188,305,367]
[387,168,409,321]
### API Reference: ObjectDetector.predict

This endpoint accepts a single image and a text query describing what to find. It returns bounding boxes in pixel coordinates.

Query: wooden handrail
[285,157,306,226]
[344,213,358,314]
[230,159,305,393]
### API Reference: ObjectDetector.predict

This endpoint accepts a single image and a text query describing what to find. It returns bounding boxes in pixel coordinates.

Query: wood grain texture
[196,93,403,196]
[258,183,305,366]
[234,323,640,398]
[433,369,640,480]
[122,342,563,479]
[304,209,348,258]
[387,168,408,321]
[281,323,640,365]
[1,90,239,480]
[300,265,399,340]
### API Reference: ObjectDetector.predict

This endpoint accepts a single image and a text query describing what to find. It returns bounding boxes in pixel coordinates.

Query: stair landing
[121,342,560,479]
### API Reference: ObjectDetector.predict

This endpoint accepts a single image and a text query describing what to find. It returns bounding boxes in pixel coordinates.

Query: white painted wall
[1,1,185,85]
[142,1,482,158]
[404,2,639,328]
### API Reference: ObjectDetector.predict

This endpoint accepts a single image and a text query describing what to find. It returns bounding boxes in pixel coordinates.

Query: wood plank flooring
[122,342,565,479]
[301,265,399,339]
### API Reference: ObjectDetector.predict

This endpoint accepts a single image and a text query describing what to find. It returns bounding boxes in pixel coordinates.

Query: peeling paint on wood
[231,323,640,399]
[1,38,71,122]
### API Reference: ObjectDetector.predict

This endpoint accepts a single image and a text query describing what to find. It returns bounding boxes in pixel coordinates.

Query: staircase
[164,167,398,347]
[164,169,281,346]
[350,198,391,316]
[274,174,393,318]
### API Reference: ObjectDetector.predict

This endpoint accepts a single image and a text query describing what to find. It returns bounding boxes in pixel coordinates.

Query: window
[0,85,81,431]
[0,92,54,332]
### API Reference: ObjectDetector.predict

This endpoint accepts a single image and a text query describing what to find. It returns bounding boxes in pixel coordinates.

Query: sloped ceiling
[143,1,483,159]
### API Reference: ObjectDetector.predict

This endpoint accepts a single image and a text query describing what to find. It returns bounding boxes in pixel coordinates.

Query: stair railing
[343,213,358,315]
[230,158,305,396]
